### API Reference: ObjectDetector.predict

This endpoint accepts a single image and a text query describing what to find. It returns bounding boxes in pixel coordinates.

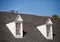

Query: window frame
[16,22,21,36]
[46,25,51,37]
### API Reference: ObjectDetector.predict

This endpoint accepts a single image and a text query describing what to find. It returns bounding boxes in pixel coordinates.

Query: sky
[0,0,60,17]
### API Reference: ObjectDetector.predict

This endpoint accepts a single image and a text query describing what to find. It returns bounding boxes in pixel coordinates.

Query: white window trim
[15,22,23,38]
[46,18,53,40]
[46,24,53,40]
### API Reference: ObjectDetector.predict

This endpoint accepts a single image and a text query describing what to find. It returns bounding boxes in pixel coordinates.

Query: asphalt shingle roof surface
[0,12,60,42]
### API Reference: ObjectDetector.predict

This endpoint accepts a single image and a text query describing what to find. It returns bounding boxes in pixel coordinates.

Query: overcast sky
[0,0,60,17]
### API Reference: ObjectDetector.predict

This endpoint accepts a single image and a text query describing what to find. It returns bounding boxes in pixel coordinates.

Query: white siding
[6,22,16,37]
[37,24,47,38]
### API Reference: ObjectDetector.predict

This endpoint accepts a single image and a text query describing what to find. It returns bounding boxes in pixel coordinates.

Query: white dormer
[15,15,23,38]
[37,18,53,40]
[6,15,23,38]
[46,18,53,40]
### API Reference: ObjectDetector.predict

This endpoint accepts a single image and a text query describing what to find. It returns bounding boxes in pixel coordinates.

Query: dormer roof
[46,18,53,25]
[15,15,23,22]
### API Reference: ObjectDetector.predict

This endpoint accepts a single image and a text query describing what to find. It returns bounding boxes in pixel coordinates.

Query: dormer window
[47,25,50,36]
[15,15,23,38]
[46,24,52,37]
[46,18,53,40]
[16,23,21,35]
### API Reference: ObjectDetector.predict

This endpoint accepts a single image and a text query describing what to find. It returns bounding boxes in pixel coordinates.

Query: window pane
[16,23,20,28]
[47,25,50,36]
[16,28,20,35]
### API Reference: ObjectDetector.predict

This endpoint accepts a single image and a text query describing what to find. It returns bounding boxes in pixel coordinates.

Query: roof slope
[0,12,60,42]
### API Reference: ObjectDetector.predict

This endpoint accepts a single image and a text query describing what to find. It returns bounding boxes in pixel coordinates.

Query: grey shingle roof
[0,12,60,42]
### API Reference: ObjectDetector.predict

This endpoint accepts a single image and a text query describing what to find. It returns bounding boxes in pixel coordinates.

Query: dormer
[15,15,23,38]
[37,18,53,40]
[46,18,53,40]
[6,15,23,38]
